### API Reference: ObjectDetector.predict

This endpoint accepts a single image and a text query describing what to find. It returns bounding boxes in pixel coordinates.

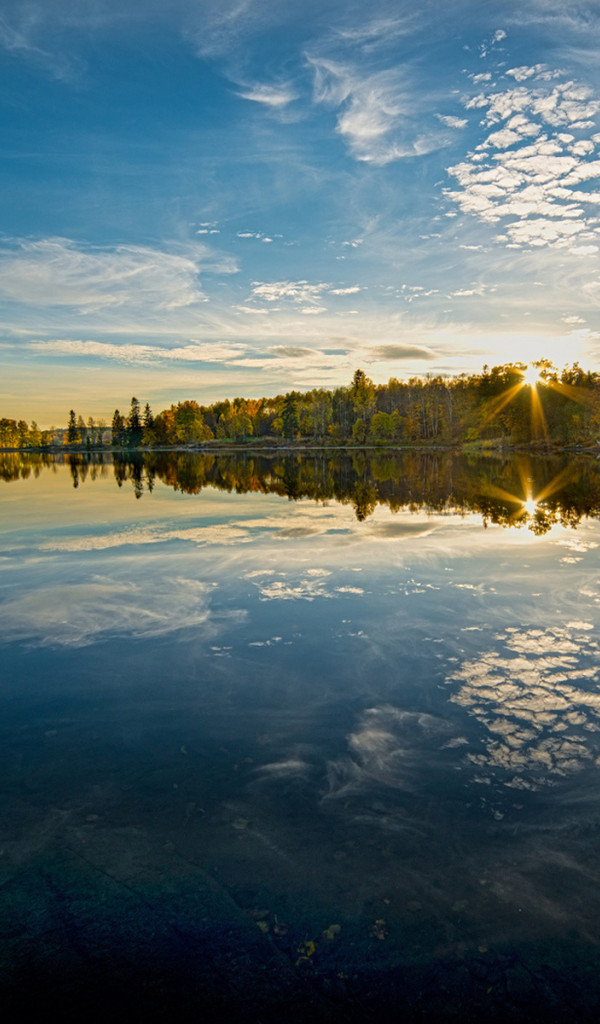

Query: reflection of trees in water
[3,450,600,532]
[0,452,111,484]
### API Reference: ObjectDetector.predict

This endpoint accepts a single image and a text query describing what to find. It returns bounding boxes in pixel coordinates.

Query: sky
[2,0,600,424]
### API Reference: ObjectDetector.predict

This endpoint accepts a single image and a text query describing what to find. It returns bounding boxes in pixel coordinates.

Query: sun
[522,365,541,388]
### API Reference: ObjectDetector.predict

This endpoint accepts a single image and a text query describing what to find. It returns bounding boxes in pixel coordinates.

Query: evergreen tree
[142,403,155,446]
[127,396,142,445]
[67,409,78,443]
[112,409,125,446]
[282,393,300,439]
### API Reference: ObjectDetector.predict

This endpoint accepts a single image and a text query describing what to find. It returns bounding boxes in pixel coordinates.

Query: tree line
[3,361,600,450]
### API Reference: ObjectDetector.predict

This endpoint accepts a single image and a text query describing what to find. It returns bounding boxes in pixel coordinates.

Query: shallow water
[2,451,600,1021]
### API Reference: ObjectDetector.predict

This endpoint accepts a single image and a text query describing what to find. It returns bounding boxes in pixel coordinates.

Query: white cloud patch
[437,114,468,130]
[446,69,600,250]
[244,279,334,315]
[400,284,439,302]
[243,279,366,316]
[251,280,328,302]
[506,64,559,83]
[237,82,297,107]
[236,230,281,242]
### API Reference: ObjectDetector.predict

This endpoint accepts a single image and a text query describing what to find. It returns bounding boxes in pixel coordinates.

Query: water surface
[2,451,600,1021]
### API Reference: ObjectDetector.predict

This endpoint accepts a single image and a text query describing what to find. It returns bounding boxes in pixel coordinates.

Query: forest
[2,360,600,450]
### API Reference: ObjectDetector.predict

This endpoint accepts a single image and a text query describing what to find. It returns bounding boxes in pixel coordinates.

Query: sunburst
[521,365,542,388]
[479,364,549,438]
[485,462,576,531]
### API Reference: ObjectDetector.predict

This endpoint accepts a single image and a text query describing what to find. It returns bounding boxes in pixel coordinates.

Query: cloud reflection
[324,705,453,807]
[0,576,244,647]
[448,624,600,788]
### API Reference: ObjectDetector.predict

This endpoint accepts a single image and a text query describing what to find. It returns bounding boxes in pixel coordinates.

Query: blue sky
[2,0,600,423]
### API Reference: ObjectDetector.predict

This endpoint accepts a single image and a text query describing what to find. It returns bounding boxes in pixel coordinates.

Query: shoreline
[1,440,599,456]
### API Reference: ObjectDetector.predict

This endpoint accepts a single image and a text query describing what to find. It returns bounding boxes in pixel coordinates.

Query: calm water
[2,451,600,1021]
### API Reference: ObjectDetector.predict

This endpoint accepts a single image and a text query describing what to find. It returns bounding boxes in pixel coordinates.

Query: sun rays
[478,364,547,437]
[485,461,577,533]
[521,366,549,438]
[479,362,593,443]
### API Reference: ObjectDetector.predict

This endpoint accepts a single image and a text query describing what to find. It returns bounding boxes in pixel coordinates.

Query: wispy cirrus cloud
[0,237,238,313]
[333,13,417,49]
[27,339,248,364]
[0,9,83,80]
[237,82,297,108]
[307,55,448,165]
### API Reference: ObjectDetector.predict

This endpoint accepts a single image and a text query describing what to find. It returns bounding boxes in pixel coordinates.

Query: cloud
[248,279,330,312]
[237,82,297,107]
[183,0,265,58]
[400,284,440,302]
[445,68,600,250]
[0,237,238,313]
[323,705,453,805]
[0,10,83,80]
[269,346,317,357]
[333,14,417,48]
[437,114,468,130]
[308,55,447,165]
[506,64,559,83]
[243,280,364,317]
[367,344,436,361]
[28,339,248,364]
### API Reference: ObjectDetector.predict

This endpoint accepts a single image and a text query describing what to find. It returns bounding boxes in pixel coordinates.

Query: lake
[2,450,600,1021]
